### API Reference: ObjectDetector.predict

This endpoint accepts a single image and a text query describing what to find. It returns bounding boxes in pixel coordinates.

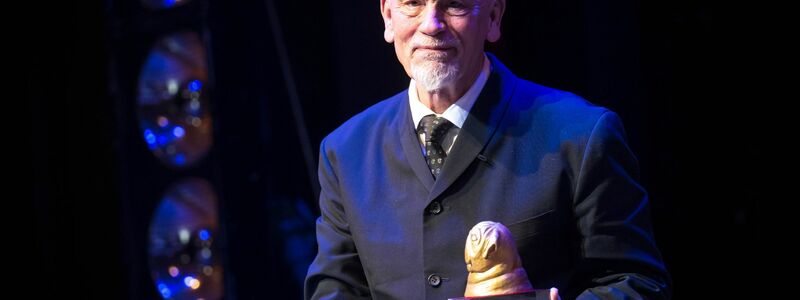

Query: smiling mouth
[415,46,454,52]
[413,47,456,60]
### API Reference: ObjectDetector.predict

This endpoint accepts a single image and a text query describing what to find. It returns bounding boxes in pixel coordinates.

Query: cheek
[452,22,484,47]
[390,30,411,53]
[391,20,416,40]
[459,33,479,49]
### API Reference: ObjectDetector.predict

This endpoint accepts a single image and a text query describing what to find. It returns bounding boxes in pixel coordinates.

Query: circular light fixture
[137,31,212,169]
[148,178,223,299]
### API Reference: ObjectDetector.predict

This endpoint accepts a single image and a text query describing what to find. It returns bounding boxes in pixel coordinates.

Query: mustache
[412,37,459,49]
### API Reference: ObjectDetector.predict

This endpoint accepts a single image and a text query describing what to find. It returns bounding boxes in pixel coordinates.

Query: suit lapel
[427,55,518,202]
[398,92,436,192]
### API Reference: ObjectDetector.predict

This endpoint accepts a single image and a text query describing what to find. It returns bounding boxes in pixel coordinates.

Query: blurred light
[169,266,179,277]
[158,116,169,128]
[158,135,168,146]
[190,99,200,111]
[179,276,201,290]
[137,32,212,169]
[188,79,202,92]
[148,178,223,299]
[158,283,172,298]
[198,229,210,241]
[167,79,179,96]
[174,154,186,165]
[173,126,185,138]
[145,130,157,145]
[190,279,201,290]
[142,0,192,11]
[179,228,190,245]
[183,276,195,287]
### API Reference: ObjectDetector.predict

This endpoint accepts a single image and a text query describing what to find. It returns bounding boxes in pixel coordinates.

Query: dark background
[28,0,756,299]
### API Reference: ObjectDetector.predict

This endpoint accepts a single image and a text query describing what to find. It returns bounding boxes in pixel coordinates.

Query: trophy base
[448,289,550,300]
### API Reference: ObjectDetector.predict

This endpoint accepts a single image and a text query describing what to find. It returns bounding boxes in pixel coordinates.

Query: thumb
[549,287,560,300]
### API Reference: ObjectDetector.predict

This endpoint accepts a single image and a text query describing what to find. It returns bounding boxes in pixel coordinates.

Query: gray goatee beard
[410,53,460,92]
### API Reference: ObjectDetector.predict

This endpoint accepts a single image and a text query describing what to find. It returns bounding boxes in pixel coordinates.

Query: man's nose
[417,5,446,36]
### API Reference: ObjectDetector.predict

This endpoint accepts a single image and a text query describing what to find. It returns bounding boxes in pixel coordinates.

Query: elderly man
[304,0,671,299]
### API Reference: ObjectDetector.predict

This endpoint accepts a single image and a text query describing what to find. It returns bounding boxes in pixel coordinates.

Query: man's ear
[486,0,506,43]
[380,0,395,43]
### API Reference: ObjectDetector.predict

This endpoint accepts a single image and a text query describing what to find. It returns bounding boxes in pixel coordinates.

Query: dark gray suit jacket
[305,54,670,300]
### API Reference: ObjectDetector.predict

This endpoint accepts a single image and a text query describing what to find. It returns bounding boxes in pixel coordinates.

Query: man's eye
[398,0,424,16]
[448,1,466,8]
[445,1,471,16]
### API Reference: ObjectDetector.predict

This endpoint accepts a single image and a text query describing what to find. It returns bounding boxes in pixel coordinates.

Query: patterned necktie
[418,114,454,179]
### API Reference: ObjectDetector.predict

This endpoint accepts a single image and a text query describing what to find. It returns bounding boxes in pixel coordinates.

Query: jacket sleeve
[569,111,672,299]
[304,138,371,300]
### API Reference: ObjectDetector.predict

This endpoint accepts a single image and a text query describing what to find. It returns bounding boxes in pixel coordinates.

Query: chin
[410,60,460,92]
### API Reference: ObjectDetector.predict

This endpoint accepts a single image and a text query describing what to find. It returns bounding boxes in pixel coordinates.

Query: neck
[415,84,465,114]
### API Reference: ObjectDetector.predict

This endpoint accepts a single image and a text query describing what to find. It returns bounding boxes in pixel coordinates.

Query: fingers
[550,287,560,300]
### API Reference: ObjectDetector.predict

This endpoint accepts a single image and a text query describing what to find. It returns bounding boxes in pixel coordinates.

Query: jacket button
[427,201,443,215]
[427,274,442,287]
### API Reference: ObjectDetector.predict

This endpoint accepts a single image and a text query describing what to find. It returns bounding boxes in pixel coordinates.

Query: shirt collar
[409,54,491,129]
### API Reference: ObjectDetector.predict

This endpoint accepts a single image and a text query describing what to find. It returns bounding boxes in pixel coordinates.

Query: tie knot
[418,114,454,143]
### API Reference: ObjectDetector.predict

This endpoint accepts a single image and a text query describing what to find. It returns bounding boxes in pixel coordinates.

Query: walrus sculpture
[463,221,534,297]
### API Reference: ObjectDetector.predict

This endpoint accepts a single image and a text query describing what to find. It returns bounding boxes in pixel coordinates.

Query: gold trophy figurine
[463,221,535,298]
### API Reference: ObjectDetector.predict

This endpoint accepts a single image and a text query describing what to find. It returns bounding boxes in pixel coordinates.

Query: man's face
[380,0,504,92]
